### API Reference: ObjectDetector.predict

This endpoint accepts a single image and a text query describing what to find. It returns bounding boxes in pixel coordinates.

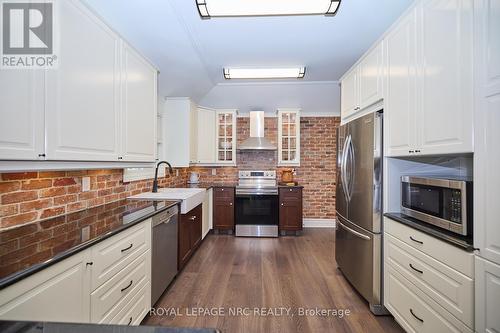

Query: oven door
[235,194,279,226]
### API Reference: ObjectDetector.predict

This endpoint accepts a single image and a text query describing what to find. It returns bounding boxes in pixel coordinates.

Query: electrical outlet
[81,226,90,242]
[212,168,217,176]
[82,177,91,192]
[176,169,179,177]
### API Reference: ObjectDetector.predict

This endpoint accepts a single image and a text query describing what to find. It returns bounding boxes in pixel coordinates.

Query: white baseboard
[303,218,336,228]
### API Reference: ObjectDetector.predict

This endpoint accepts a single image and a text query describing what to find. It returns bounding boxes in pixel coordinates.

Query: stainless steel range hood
[238,111,277,150]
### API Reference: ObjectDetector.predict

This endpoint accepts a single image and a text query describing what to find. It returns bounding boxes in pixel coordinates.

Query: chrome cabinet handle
[229,202,233,206]
[409,263,424,274]
[281,203,284,206]
[128,317,132,325]
[121,243,133,252]
[121,280,133,292]
[189,216,197,221]
[410,309,424,323]
[410,236,423,245]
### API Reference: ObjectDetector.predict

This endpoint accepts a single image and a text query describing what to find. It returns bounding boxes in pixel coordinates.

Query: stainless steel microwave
[401,176,473,236]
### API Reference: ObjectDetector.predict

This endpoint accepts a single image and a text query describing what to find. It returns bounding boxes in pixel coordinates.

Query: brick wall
[191,116,340,219]
[0,116,340,229]
[0,169,188,229]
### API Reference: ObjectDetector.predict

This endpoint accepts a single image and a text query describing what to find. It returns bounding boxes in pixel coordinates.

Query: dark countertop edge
[384,213,475,252]
[186,183,304,189]
[0,320,220,333]
[0,200,180,290]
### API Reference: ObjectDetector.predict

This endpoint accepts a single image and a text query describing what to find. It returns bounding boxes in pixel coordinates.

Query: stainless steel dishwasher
[151,204,179,305]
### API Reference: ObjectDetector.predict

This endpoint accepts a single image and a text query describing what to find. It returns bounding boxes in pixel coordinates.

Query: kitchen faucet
[152,161,173,193]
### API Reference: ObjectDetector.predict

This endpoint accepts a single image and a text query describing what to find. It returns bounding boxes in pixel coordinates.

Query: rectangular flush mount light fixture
[196,0,341,18]
[223,68,306,80]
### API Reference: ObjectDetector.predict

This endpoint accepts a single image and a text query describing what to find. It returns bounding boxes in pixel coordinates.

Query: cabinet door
[279,188,303,231]
[45,0,120,161]
[417,0,473,155]
[278,109,300,166]
[195,107,216,164]
[178,215,191,270]
[474,0,500,265]
[0,71,44,160]
[475,257,500,333]
[0,249,91,323]
[385,9,418,157]
[189,205,203,250]
[213,188,234,230]
[216,111,236,164]
[121,43,157,162]
[358,42,384,110]
[340,68,358,121]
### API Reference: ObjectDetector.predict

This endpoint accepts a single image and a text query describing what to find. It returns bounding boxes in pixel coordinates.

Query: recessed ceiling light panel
[223,68,306,80]
[196,0,341,18]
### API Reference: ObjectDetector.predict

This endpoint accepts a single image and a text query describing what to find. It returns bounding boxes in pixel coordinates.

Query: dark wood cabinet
[213,187,235,232]
[279,187,303,235]
[178,204,202,270]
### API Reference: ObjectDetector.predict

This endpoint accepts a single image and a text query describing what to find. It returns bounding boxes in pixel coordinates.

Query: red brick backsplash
[0,169,188,229]
[191,116,340,219]
[0,116,339,228]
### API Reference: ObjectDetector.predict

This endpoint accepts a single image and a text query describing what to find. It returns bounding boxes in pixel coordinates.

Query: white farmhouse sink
[128,188,206,214]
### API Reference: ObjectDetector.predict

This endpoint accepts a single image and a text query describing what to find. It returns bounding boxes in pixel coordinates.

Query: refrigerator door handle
[347,137,356,201]
[340,135,350,202]
[337,220,371,241]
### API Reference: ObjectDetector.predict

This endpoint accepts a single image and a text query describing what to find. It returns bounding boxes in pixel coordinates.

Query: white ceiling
[84,0,414,113]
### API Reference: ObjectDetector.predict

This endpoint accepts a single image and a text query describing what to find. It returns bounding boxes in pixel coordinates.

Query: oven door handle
[236,192,278,196]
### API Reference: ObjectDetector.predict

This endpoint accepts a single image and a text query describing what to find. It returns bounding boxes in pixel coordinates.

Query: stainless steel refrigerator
[335,111,385,314]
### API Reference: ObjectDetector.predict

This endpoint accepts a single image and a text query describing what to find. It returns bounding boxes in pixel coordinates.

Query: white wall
[199,81,340,116]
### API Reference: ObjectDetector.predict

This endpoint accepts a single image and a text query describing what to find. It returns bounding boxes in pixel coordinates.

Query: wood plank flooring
[143,229,403,333]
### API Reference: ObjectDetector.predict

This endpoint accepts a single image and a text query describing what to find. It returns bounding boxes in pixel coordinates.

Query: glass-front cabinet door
[216,110,237,164]
[278,109,301,166]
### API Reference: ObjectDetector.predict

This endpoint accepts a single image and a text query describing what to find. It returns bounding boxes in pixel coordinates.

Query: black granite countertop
[185,182,303,189]
[0,321,219,333]
[186,182,237,189]
[384,213,475,252]
[0,199,180,289]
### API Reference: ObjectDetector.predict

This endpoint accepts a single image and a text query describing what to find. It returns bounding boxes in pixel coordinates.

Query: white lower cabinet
[0,249,92,323]
[475,257,500,333]
[385,265,473,333]
[384,217,474,332]
[0,219,152,325]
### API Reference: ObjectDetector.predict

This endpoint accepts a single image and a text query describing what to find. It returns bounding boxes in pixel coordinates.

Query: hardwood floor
[143,229,403,333]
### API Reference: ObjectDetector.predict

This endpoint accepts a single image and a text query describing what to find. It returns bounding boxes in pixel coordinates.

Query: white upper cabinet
[215,110,237,165]
[45,0,121,161]
[417,0,473,155]
[340,68,359,120]
[120,43,157,162]
[0,71,45,160]
[474,0,500,267]
[341,42,384,123]
[196,107,216,164]
[385,8,418,157]
[0,0,157,164]
[358,42,384,110]
[384,0,474,157]
[162,98,196,167]
[278,109,301,166]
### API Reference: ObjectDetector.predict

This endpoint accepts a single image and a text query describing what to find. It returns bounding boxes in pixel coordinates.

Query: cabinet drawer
[279,187,302,199]
[213,187,234,201]
[385,264,472,333]
[384,217,474,277]
[90,250,149,323]
[91,220,151,290]
[385,233,473,327]
[110,281,151,326]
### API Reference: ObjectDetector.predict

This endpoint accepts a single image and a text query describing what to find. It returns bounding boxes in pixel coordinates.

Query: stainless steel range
[235,170,279,237]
